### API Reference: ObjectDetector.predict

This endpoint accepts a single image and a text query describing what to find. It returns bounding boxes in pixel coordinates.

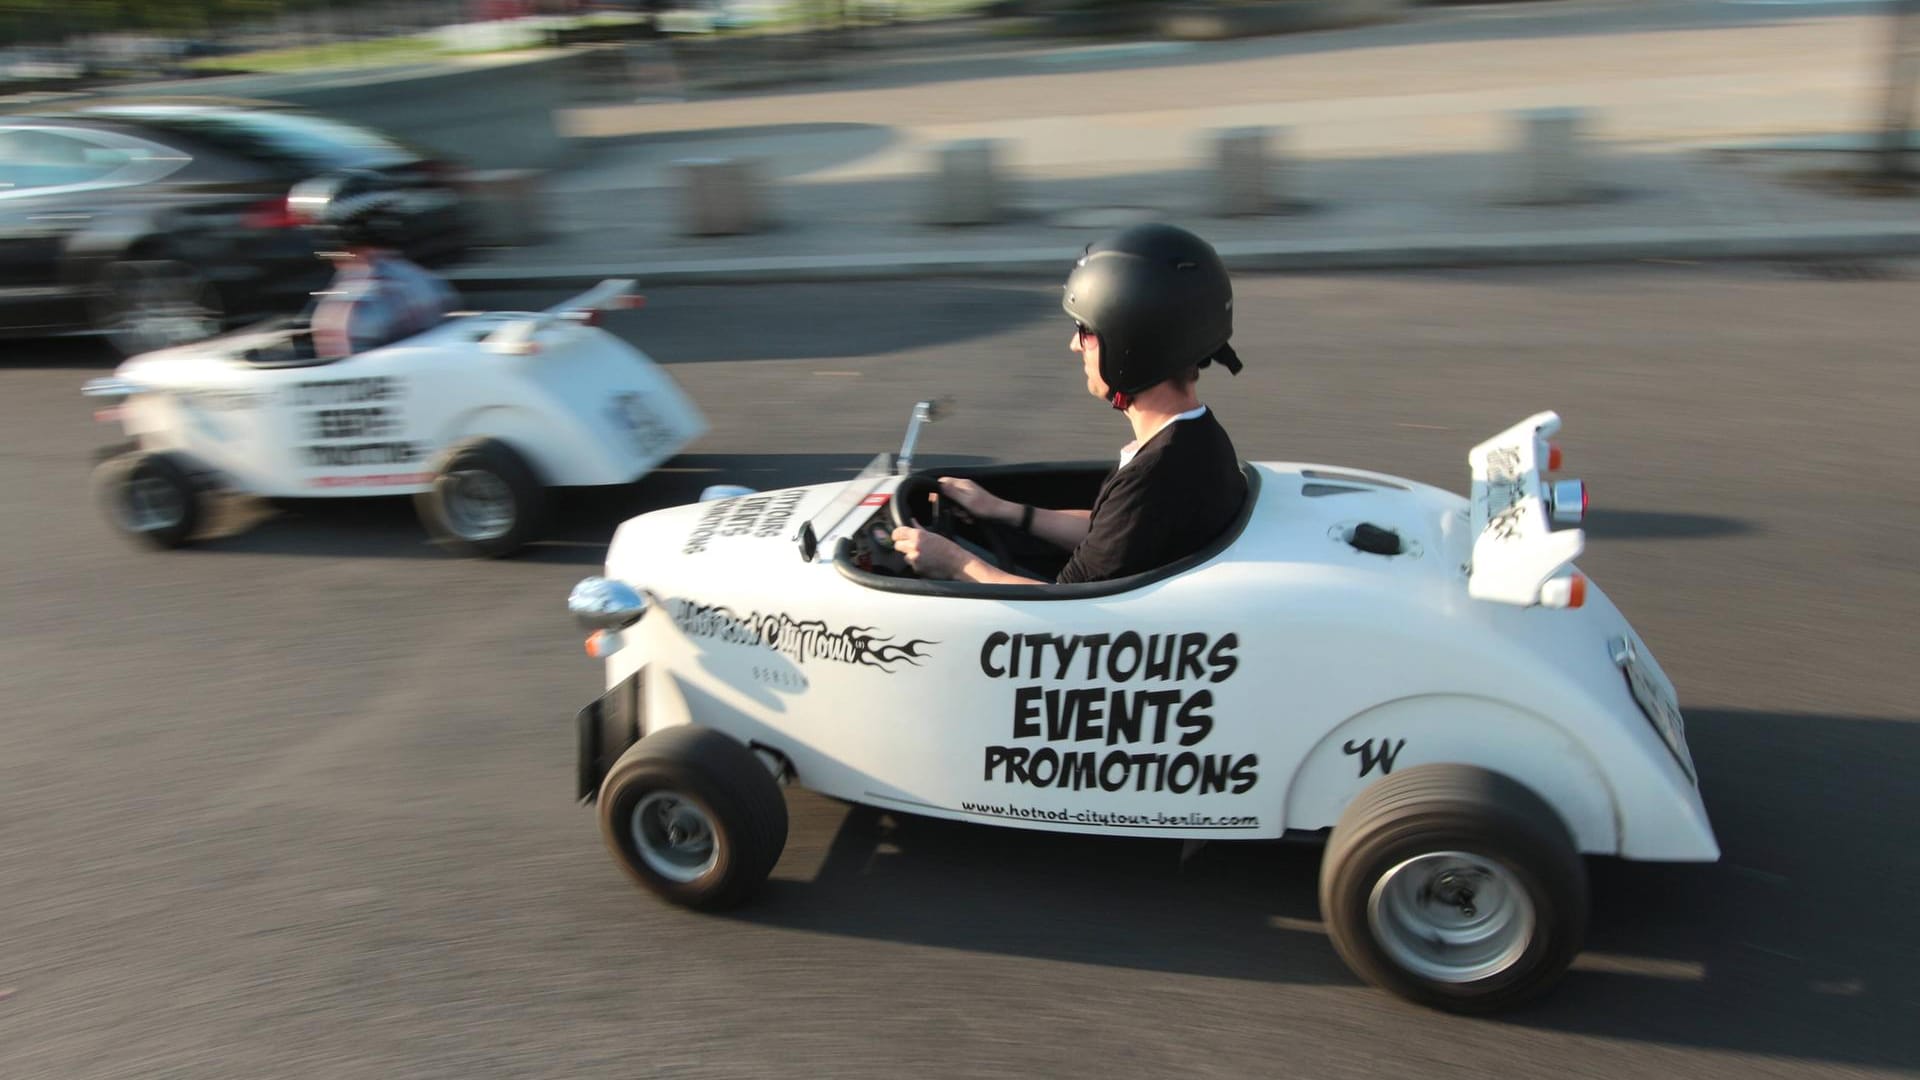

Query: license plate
[1612,636,1696,784]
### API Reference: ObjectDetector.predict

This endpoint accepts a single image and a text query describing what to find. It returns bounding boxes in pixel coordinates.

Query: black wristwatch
[1020,504,1035,532]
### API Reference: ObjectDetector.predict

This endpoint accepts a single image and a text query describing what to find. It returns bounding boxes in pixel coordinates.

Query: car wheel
[92,450,202,550]
[95,255,224,357]
[598,725,789,912]
[414,437,547,558]
[1319,763,1587,1014]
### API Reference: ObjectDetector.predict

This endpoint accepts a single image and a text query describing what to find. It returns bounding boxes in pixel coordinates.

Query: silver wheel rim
[442,469,515,542]
[101,260,220,354]
[1367,851,1536,984]
[631,791,719,883]
[116,473,186,533]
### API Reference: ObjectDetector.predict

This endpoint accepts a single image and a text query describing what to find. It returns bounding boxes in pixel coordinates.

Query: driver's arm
[1027,507,1091,550]
[949,554,1044,587]
[938,477,1091,549]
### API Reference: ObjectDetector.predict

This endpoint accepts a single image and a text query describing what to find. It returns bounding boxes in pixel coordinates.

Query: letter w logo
[1343,738,1406,778]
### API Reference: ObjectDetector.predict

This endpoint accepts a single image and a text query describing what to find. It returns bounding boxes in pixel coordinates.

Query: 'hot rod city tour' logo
[667,599,936,674]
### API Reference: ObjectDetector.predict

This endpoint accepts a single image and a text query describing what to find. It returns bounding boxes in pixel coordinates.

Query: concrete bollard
[1210,126,1284,216]
[926,139,1003,226]
[1511,107,1592,204]
[674,158,767,236]
[456,169,547,248]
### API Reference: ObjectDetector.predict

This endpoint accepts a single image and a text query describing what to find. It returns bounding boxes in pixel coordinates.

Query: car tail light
[243,196,300,229]
[1546,479,1586,526]
[1540,573,1587,609]
[1546,442,1563,471]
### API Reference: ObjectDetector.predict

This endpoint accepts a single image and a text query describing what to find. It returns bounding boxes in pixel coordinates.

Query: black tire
[91,450,202,550]
[1319,764,1588,1014]
[597,725,789,912]
[93,250,225,357]
[414,437,547,558]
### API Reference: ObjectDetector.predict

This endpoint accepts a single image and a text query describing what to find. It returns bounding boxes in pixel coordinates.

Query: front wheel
[413,437,547,558]
[91,450,202,549]
[1319,764,1588,1014]
[598,725,789,912]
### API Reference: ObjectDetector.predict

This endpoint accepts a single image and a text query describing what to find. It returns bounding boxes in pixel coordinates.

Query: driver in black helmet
[289,171,459,360]
[892,223,1247,584]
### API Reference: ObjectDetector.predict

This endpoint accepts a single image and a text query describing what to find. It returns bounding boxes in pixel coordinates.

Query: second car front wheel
[414,437,547,558]
[1318,763,1588,1014]
[91,450,202,550]
[598,725,789,912]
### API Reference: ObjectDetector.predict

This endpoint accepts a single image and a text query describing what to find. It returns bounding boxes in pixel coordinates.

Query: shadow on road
[180,451,991,561]
[1582,508,1756,541]
[734,707,1920,1069]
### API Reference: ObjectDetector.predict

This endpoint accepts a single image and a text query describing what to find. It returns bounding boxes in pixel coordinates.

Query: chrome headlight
[569,576,647,632]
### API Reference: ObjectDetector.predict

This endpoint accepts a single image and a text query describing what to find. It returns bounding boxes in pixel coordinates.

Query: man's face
[1071,323,1108,400]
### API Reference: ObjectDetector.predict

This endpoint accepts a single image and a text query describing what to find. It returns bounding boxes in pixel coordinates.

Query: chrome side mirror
[569,576,647,631]
[699,484,758,502]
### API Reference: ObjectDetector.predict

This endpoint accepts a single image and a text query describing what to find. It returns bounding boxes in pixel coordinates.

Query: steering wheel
[886,473,1016,573]
[889,473,952,535]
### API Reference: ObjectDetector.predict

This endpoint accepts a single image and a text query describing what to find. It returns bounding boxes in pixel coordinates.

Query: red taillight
[1582,483,1590,516]
[1547,442,1563,471]
[244,196,300,229]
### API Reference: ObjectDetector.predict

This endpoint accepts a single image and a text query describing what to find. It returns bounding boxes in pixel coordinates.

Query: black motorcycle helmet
[288,170,408,253]
[1062,223,1242,400]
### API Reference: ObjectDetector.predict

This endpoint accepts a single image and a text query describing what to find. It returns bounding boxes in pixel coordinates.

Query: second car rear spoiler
[482,279,643,356]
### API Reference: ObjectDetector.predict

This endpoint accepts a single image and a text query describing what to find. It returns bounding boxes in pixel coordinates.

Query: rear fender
[1283,695,1620,854]
[434,404,623,486]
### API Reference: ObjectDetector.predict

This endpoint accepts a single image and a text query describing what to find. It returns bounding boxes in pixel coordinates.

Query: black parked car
[0,100,472,356]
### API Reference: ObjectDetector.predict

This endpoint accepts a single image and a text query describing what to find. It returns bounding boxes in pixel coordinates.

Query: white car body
[84,280,705,500]
[575,410,1718,863]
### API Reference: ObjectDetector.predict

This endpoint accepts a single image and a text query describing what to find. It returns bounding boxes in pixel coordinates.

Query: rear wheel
[1319,764,1588,1014]
[95,254,224,356]
[414,438,547,558]
[92,450,202,549]
[598,725,789,912]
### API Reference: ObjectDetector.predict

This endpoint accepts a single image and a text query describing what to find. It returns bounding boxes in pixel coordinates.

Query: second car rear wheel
[414,437,547,558]
[1318,764,1588,1015]
[598,725,790,912]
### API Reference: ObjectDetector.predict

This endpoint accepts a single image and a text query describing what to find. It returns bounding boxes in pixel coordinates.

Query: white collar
[1119,405,1208,469]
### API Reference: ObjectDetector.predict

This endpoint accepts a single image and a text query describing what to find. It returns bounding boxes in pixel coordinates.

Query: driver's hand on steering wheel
[890,526,969,580]
[934,477,1013,525]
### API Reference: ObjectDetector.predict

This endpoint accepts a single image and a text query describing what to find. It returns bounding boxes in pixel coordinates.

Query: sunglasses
[1073,322,1094,344]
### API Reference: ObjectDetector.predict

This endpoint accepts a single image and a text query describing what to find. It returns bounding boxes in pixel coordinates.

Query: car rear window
[89,108,418,172]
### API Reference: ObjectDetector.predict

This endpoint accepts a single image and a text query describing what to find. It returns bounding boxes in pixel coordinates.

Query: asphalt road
[3,264,1917,1079]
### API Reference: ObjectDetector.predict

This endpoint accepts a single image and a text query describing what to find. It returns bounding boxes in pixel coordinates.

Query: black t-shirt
[1056,408,1246,584]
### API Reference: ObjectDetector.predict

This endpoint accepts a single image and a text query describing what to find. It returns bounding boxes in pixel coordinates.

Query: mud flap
[576,669,642,804]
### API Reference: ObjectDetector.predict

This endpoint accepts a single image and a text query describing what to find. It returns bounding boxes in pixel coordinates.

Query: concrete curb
[444,223,1920,290]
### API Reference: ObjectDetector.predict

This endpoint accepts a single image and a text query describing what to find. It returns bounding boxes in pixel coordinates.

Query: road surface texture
[3,263,1917,1078]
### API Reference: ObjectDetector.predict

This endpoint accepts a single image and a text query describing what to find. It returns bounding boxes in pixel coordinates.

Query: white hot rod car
[80,279,705,557]
[564,402,1716,1013]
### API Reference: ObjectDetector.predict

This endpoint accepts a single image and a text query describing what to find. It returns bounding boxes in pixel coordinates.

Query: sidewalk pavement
[443,8,1920,289]
[445,136,1920,290]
